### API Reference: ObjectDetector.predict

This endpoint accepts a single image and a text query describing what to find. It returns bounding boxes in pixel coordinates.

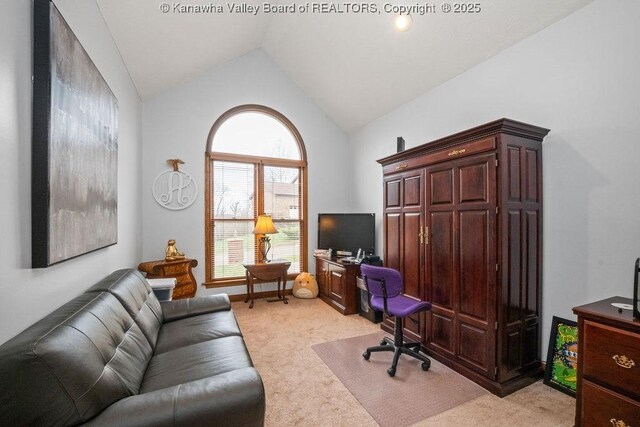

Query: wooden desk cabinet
[138,258,198,299]
[573,297,640,426]
[315,256,360,315]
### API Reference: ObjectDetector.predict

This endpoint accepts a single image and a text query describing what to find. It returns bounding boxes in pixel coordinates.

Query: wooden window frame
[204,105,308,288]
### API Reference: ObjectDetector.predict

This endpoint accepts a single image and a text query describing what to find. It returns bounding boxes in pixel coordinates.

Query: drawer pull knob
[612,354,636,369]
[610,418,629,427]
[395,164,408,171]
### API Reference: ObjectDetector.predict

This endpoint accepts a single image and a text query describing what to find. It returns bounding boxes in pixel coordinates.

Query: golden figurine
[165,239,185,261]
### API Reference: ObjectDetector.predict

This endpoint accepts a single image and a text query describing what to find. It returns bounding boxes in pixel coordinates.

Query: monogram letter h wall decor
[152,159,198,210]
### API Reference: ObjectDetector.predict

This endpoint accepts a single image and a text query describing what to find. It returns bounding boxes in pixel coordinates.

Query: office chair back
[360,264,402,299]
[360,264,432,376]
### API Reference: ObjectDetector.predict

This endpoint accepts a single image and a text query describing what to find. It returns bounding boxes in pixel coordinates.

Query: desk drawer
[583,320,640,398]
[582,380,640,426]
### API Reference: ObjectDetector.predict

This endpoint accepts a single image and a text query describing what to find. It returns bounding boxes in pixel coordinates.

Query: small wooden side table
[242,261,291,309]
[138,258,198,299]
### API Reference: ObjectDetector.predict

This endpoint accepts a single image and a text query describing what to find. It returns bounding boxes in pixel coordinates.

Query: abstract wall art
[32,0,118,267]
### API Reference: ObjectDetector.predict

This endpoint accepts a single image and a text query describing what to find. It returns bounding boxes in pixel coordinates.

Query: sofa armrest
[161,294,231,322]
[83,368,265,427]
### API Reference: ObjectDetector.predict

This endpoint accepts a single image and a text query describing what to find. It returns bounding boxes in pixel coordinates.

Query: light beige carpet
[232,297,576,426]
[312,332,488,427]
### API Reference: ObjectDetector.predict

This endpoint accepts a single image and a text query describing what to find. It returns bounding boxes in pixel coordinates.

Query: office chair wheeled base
[362,317,431,377]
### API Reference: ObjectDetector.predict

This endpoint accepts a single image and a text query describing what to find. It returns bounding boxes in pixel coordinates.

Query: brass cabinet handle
[447,149,466,157]
[395,164,408,171]
[610,418,629,427]
[612,354,636,369]
[418,226,429,245]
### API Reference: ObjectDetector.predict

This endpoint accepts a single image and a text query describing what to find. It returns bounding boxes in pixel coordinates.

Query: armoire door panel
[525,210,539,317]
[385,213,401,270]
[430,310,455,355]
[385,179,401,208]
[403,212,421,298]
[404,312,421,337]
[459,162,489,203]
[506,330,522,371]
[403,176,422,207]
[458,210,489,320]
[523,323,539,366]
[383,170,424,345]
[525,149,538,202]
[507,147,521,201]
[430,169,454,205]
[507,210,522,324]
[458,321,489,373]
[429,211,454,309]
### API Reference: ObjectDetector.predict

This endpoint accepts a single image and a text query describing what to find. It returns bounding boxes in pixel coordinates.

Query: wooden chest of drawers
[138,258,198,299]
[573,297,640,426]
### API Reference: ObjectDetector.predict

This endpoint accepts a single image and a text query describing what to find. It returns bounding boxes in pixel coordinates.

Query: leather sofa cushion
[83,368,266,427]
[154,310,242,355]
[86,269,163,348]
[161,294,231,322]
[0,292,153,426]
[140,336,253,393]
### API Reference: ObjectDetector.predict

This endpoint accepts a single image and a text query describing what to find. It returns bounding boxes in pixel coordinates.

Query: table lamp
[253,214,278,263]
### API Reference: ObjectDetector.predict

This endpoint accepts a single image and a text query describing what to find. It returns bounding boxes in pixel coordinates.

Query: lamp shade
[252,214,278,235]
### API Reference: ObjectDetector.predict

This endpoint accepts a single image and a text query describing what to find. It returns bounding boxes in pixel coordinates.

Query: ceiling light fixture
[394,14,413,32]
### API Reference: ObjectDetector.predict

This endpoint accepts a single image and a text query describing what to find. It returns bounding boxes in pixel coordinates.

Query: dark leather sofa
[0,269,265,426]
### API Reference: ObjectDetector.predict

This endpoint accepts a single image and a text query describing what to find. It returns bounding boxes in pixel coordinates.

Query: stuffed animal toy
[292,272,318,299]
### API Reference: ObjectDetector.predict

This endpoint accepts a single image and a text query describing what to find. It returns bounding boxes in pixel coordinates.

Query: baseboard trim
[228,289,293,302]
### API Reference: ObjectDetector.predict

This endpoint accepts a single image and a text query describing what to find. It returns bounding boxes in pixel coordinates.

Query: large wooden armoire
[377,119,549,396]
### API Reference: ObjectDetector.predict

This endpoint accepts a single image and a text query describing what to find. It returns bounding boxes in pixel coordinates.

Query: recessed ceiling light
[394,14,413,32]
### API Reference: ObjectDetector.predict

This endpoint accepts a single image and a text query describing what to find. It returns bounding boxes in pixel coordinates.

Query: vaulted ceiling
[96,0,592,132]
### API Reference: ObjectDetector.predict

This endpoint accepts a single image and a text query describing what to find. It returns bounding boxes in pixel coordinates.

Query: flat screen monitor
[318,213,375,256]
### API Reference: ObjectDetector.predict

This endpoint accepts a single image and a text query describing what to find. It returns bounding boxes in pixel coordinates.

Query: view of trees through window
[206,108,307,284]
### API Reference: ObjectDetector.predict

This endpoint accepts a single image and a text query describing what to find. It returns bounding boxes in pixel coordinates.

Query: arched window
[204,105,308,286]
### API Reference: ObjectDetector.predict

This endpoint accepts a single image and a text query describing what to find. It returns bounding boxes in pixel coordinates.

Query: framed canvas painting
[634,257,639,319]
[543,316,578,397]
[32,0,118,267]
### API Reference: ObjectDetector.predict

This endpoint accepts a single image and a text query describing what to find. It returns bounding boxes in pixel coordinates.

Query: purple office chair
[360,264,432,377]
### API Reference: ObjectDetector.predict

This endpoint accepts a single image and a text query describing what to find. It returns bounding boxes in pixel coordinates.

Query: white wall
[0,0,142,343]
[349,0,640,354]
[141,49,350,295]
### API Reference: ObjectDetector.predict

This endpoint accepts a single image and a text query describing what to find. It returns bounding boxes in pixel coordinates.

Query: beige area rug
[312,332,489,427]
[232,297,575,426]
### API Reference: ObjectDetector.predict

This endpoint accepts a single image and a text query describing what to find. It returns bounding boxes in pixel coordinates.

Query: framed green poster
[543,316,578,397]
